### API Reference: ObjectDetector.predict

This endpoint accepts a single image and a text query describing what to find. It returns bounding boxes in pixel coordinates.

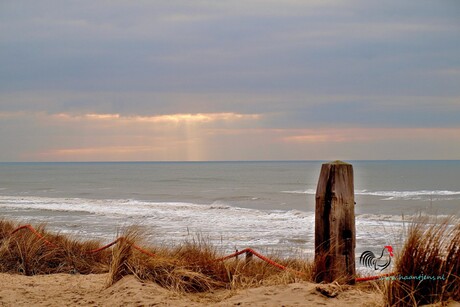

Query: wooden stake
[245,250,253,264]
[314,161,355,284]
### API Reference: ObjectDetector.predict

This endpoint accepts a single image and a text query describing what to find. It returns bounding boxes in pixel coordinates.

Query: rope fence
[7,224,392,283]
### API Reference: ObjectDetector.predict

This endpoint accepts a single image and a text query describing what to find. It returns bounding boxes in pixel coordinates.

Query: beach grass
[1,217,459,306]
[0,219,313,293]
[383,216,460,306]
[0,219,110,276]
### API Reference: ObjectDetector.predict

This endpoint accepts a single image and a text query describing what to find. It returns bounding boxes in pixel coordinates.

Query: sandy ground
[0,273,458,307]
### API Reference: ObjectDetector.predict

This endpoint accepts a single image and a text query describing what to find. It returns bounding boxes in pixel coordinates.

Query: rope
[132,244,157,258]
[84,238,124,254]
[214,248,249,262]
[10,225,58,248]
[355,273,394,282]
[216,248,307,277]
[216,248,397,282]
[84,238,156,257]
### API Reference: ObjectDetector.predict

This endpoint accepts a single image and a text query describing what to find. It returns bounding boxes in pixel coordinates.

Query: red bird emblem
[360,245,393,271]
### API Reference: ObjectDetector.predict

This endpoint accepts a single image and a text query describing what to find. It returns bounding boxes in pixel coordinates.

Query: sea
[1,161,459,262]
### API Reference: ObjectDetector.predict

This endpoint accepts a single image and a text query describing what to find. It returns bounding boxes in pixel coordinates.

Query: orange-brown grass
[385,217,460,306]
[106,230,137,287]
[219,249,313,290]
[0,220,110,275]
[109,233,313,292]
[0,220,313,293]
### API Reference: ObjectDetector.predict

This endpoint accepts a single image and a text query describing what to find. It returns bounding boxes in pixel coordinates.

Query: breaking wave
[282,189,460,200]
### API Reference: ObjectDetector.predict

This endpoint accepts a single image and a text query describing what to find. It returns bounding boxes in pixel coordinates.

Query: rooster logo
[359,245,394,271]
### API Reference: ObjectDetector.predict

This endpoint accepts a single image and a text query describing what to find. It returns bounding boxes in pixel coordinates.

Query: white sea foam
[282,189,460,200]
[1,195,456,256]
[281,189,317,195]
[0,195,316,253]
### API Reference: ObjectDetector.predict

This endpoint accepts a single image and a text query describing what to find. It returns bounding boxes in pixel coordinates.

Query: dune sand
[1,273,459,306]
[0,272,377,306]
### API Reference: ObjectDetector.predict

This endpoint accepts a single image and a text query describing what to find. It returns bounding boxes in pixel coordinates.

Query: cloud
[46,112,262,131]
[2,109,460,161]
[2,0,458,94]
[32,145,161,158]
[0,111,262,161]
[282,127,460,144]
[81,112,260,124]
[0,1,459,161]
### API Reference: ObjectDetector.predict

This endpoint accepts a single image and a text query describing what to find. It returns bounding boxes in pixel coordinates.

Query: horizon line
[1,159,459,164]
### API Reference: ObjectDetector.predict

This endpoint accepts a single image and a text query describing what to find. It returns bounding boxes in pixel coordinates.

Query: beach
[0,273,380,306]
[2,273,460,307]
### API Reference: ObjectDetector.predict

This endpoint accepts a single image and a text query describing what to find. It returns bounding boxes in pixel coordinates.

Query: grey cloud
[1,0,460,161]
[2,1,459,94]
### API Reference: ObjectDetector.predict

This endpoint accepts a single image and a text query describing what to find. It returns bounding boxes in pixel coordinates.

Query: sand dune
[0,273,376,306]
[0,272,378,306]
[1,273,459,306]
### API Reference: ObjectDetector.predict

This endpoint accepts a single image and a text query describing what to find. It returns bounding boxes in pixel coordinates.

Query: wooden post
[245,250,253,264]
[314,161,355,284]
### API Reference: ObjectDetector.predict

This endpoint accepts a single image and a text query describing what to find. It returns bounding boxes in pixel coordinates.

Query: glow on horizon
[17,114,460,161]
[282,127,460,144]
[53,112,261,124]
[18,111,264,161]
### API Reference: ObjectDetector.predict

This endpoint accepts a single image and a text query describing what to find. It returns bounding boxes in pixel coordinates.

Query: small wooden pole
[245,250,253,264]
[314,161,355,284]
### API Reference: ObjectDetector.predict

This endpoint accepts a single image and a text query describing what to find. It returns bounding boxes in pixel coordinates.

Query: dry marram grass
[384,217,460,306]
[0,220,313,293]
[2,217,459,306]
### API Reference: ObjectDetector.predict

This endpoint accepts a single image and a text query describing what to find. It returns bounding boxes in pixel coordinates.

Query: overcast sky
[1,0,459,161]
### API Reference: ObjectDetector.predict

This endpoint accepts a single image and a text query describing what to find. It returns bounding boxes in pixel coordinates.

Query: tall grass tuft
[106,230,138,287]
[385,217,460,306]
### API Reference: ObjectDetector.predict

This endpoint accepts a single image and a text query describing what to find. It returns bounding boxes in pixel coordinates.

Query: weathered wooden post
[245,250,253,264]
[314,161,355,284]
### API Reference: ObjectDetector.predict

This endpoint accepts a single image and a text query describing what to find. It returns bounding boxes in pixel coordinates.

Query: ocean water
[1,161,459,260]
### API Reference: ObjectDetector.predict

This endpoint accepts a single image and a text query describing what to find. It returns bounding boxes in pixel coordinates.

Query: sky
[1,0,459,161]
